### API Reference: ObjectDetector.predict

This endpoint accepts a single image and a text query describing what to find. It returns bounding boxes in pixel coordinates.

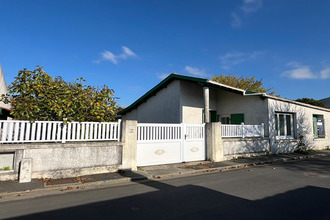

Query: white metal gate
[136,123,205,166]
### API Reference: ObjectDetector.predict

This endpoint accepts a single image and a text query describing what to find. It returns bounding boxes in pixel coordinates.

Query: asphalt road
[1,157,330,220]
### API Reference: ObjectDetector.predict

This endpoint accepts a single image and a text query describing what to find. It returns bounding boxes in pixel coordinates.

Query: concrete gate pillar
[206,122,224,162]
[121,120,138,171]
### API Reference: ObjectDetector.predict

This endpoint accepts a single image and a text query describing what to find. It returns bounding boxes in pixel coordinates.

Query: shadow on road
[7,169,330,220]
[275,156,330,176]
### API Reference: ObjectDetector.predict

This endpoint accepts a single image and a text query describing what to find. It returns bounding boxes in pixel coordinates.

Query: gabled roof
[118,73,330,115]
[118,73,251,115]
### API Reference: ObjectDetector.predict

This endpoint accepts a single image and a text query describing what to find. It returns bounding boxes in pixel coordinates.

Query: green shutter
[210,111,217,122]
[231,113,244,125]
[0,108,2,116]
[313,116,318,138]
[202,109,204,123]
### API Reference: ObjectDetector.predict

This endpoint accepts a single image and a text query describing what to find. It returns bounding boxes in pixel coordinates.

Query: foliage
[0,166,11,171]
[0,66,118,122]
[211,74,277,95]
[295,98,326,108]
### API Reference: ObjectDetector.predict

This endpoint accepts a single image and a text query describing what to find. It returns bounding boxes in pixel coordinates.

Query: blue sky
[0,0,329,107]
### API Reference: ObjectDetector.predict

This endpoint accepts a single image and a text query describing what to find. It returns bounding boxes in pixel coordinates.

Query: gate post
[206,122,224,162]
[121,120,137,171]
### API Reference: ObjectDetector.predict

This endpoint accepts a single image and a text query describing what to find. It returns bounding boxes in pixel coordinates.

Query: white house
[0,64,11,120]
[119,73,330,154]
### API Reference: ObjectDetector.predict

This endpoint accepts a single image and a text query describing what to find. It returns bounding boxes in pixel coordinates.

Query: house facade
[0,64,11,120]
[119,74,330,153]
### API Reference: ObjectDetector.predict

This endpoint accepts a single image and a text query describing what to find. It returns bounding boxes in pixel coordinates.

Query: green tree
[0,66,118,121]
[211,74,277,95]
[295,98,326,108]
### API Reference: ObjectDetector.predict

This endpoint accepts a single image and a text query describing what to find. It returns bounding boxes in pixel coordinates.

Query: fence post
[261,123,264,137]
[117,119,122,141]
[62,118,67,143]
[241,122,245,138]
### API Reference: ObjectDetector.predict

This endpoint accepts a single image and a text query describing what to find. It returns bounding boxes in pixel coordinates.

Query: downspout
[204,86,210,123]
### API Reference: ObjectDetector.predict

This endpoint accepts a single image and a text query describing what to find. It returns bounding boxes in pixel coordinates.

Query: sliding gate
[136,123,205,166]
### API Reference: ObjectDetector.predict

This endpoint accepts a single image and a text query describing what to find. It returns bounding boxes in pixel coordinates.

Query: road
[1,157,330,220]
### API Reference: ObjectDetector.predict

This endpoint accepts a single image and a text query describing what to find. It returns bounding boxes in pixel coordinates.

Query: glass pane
[286,115,291,136]
[279,115,285,136]
[317,118,325,138]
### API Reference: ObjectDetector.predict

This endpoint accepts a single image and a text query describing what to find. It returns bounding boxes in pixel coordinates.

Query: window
[313,115,325,138]
[275,113,294,139]
[220,116,230,124]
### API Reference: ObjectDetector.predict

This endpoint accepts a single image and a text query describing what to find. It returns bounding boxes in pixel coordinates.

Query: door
[183,124,206,162]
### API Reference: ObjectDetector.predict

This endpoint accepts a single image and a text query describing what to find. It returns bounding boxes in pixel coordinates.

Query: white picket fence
[0,120,121,144]
[137,123,205,142]
[222,123,264,138]
[137,123,182,142]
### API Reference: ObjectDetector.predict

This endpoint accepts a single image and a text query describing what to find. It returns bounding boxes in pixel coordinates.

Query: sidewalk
[0,150,329,200]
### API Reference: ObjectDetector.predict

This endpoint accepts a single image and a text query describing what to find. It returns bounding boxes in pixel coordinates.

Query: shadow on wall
[268,101,313,154]
[10,170,330,220]
[223,139,269,156]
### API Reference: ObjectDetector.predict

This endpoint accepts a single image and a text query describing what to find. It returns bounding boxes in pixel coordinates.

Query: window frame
[275,112,294,139]
[313,115,325,138]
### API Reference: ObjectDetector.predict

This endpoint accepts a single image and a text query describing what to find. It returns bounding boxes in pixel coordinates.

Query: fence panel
[222,123,264,138]
[0,120,121,144]
[137,123,182,142]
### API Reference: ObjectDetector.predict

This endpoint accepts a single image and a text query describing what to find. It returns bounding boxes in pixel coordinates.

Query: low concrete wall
[223,137,270,160]
[0,152,14,170]
[0,142,122,181]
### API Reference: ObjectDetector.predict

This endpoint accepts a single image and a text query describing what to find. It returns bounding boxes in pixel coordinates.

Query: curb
[150,153,328,179]
[0,176,147,201]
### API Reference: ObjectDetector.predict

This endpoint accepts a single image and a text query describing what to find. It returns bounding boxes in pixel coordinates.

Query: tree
[295,98,326,108]
[211,74,277,95]
[0,66,118,122]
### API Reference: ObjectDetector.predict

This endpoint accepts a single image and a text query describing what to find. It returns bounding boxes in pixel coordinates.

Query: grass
[0,166,11,171]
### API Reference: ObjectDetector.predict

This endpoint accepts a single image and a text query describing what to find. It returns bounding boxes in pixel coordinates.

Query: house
[119,73,330,153]
[0,64,11,120]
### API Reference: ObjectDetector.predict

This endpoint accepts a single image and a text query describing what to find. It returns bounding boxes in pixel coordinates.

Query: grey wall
[180,81,217,124]
[223,138,270,157]
[0,152,14,170]
[123,80,181,123]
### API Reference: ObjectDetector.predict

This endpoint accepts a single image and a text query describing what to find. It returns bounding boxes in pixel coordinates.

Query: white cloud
[119,46,136,58]
[96,46,137,64]
[231,13,242,28]
[220,51,262,69]
[231,0,263,28]
[240,0,263,14]
[157,73,170,80]
[101,51,118,64]
[281,62,324,79]
[321,68,330,79]
[184,66,207,77]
